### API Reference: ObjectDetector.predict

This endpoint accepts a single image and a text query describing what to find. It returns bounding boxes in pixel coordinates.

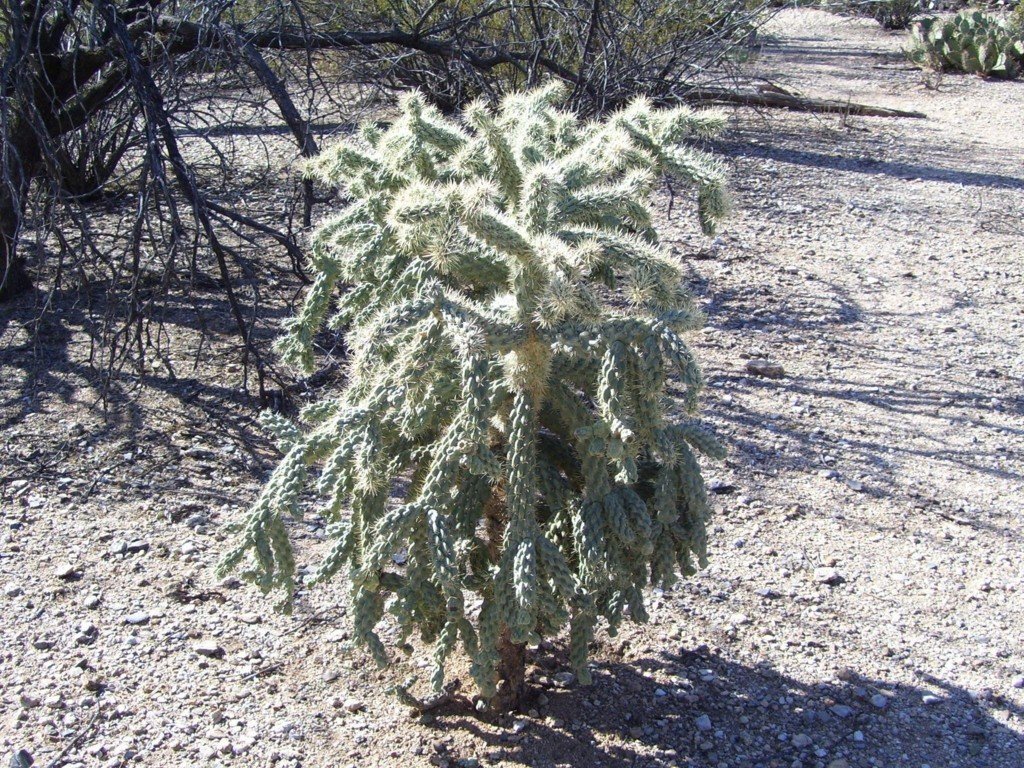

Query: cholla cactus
[220,84,728,708]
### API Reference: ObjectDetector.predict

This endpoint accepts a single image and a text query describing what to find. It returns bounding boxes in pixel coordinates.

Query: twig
[46,708,102,768]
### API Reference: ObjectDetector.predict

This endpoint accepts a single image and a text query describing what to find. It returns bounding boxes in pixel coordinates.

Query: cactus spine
[220,84,727,709]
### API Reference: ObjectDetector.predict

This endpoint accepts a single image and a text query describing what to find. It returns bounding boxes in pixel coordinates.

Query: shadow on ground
[431,645,1021,768]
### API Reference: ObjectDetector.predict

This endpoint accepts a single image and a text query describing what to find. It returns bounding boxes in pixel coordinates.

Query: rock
[1011,675,1024,689]
[83,594,102,610]
[845,478,865,492]
[745,359,785,378]
[553,672,575,687]
[708,480,736,495]
[10,749,34,768]
[830,704,853,718]
[870,693,888,709]
[813,567,845,586]
[827,760,851,768]
[694,714,713,732]
[729,613,751,626]
[19,694,41,709]
[792,734,812,748]
[852,730,864,742]
[54,562,78,580]
[126,540,150,554]
[4,583,23,598]
[124,611,151,626]
[342,698,364,713]
[194,641,225,659]
[108,540,128,556]
[921,694,941,705]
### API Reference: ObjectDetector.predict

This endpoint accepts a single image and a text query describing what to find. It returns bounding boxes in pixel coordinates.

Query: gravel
[1,10,1021,768]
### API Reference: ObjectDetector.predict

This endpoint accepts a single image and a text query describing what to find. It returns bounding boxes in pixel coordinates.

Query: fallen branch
[683,85,927,119]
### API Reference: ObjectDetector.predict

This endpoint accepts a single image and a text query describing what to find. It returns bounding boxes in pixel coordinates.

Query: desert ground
[2,9,1022,768]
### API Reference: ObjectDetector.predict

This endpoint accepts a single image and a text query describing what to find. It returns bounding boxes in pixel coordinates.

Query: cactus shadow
[434,644,1023,768]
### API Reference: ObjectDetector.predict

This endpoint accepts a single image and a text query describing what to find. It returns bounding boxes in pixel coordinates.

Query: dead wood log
[683,85,927,119]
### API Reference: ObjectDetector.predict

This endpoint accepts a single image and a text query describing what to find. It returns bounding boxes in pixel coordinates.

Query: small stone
[19,694,41,708]
[54,562,78,580]
[32,637,56,651]
[845,478,864,493]
[814,567,844,586]
[126,540,150,554]
[83,594,101,609]
[921,694,941,705]
[830,704,853,718]
[827,760,851,768]
[553,672,575,687]
[108,540,128,556]
[695,714,713,732]
[852,730,864,742]
[792,734,812,748]
[4,583,23,598]
[745,359,785,378]
[870,693,888,709]
[730,613,751,626]
[194,640,225,659]
[629,726,643,739]
[343,698,365,713]
[1011,675,1024,689]
[124,611,151,626]
[511,719,529,734]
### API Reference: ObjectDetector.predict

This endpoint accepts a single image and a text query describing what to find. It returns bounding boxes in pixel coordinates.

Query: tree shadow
[431,644,1022,767]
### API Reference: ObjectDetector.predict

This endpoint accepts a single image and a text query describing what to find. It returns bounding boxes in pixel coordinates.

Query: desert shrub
[909,9,1024,77]
[832,0,923,30]
[868,0,924,28]
[339,0,768,113]
[220,84,728,708]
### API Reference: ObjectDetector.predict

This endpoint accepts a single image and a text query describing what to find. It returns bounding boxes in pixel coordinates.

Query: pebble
[1011,675,1024,689]
[830,704,853,718]
[342,698,365,713]
[792,733,812,748]
[54,562,78,580]
[124,611,151,626]
[695,714,713,732]
[745,359,786,378]
[853,730,865,742]
[32,637,56,650]
[194,640,225,659]
[921,694,941,705]
[870,693,888,709]
[814,567,845,586]
[4,582,23,598]
[553,672,575,687]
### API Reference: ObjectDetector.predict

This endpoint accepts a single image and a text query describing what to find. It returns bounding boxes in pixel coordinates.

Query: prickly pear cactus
[909,10,1024,79]
[220,84,728,704]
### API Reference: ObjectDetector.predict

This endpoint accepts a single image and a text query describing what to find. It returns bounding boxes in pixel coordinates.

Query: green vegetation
[909,9,1024,78]
[220,84,727,707]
